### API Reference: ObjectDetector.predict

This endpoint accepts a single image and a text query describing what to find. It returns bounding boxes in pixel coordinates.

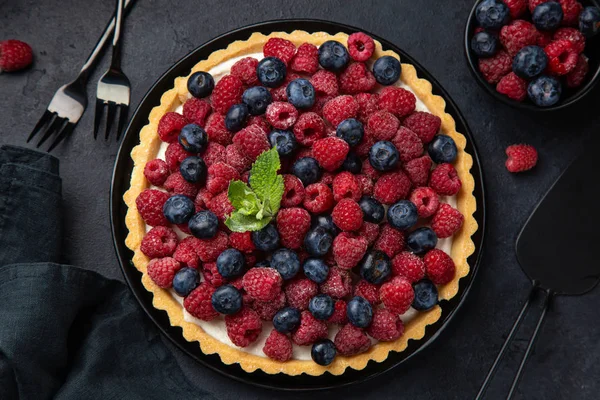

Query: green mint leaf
[227,180,260,216]
[225,212,271,232]
[249,148,284,215]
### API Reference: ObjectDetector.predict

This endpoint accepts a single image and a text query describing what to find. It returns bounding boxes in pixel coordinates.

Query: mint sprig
[225,148,284,232]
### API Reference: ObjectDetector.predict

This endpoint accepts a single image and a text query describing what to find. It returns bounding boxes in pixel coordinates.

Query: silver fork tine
[116,105,129,141]
[35,114,61,148]
[47,123,75,152]
[93,100,105,140]
[27,110,53,143]
[105,102,118,141]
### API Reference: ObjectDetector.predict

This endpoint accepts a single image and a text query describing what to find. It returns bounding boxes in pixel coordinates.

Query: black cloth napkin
[0,145,216,400]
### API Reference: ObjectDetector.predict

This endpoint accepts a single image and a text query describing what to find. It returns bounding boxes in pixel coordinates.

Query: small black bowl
[464,0,600,111]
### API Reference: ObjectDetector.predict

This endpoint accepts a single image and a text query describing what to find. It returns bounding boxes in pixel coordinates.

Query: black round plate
[110,19,486,391]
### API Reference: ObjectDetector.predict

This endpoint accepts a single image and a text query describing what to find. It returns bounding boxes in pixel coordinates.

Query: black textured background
[2,1,599,399]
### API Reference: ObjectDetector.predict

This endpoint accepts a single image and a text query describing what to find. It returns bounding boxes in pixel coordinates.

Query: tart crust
[123,31,478,376]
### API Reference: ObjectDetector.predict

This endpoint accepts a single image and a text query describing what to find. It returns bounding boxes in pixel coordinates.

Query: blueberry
[257,57,286,88]
[359,196,385,223]
[225,103,249,132]
[512,46,548,80]
[311,339,336,366]
[178,123,208,153]
[273,307,301,333]
[406,227,438,254]
[369,141,399,171]
[303,227,333,257]
[347,296,373,328]
[188,210,219,239]
[373,55,401,85]
[470,31,499,58]
[532,1,563,30]
[269,129,297,157]
[318,40,350,72]
[291,157,321,185]
[336,118,364,146]
[172,267,199,297]
[342,152,362,174]
[242,86,272,115]
[216,248,245,279]
[475,0,510,29]
[179,156,207,184]
[187,71,214,98]
[163,194,195,224]
[428,135,458,164]
[303,258,329,284]
[211,284,242,315]
[412,279,439,311]
[388,200,418,231]
[251,224,280,252]
[580,6,600,38]
[359,250,392,285]
[255,259,271,268]
[311,214,338,235]
[286,78,316,109]
[309,294,335,320]
[527,75,562,107]
[271,248,300,280]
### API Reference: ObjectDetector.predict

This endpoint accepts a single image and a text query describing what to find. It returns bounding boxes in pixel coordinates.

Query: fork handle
[110,0,126,69]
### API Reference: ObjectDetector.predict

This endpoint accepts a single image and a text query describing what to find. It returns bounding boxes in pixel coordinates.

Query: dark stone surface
[2,0,599,399]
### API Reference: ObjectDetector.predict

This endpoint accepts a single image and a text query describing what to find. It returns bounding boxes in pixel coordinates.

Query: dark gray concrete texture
[1,0,599,399]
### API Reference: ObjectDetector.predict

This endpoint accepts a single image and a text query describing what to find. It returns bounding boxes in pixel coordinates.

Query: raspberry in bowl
[465,0,600,110]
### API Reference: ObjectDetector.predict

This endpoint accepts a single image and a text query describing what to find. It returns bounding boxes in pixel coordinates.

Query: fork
[26,0,134,152]
[93,0,131,141]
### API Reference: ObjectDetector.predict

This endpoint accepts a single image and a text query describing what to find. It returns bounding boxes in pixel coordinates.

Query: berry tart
[124,31,478,376]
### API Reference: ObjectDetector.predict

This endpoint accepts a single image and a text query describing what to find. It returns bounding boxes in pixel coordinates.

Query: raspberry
[293,112,326,146]
[566,54,589,88]
[429,163,462,196]
[205,113,233,146]
[144,159,169,186]
[322,95,359,127]
[500,20,540,57]
[263,329,293,362]
[269,73,301,102]
[308,94,334,117]
[478,50,512,84]
[496,72,528,102]
[172,237,200,268]
[279,174,305,208]
[263,37,296,66]
[559,0,583,26]
[292,310,328,345]
[320,267,352,298]
[229,231,256,253]
[354,280,381,306]
[373,171,412,205]
[290,43,319,74]
[251,292,286,321]
[356,174,374,196]
[146,257,181,288]
[332,198,363,231]
[206,162,240,195]
[339,62,376,94]
[405,155,433,187]
[545,39,578,75]
[380,276,414,314]
[332,232,369,269]
[505,144,538,172]
[378,87,416,117]
[361,160,381,180]
[245,253,258,268]
[136,189,170,226]
[195,189,214,211]
[347,32,375,62]
[196,231,229,262]
[537,30,554,47]
[182,98,212,127]
[409,187,440,218]
[248,116,270,135]
[359,222,380,245]
[225,144,252,173]
[334,324,371,356]
[158,112,188,143]
[310,70,339,97]
[319,171,335,186]
[553,28,585,53]
[230,57,260,86]
[266,101,299,130]
[141,226,178,258]
[367,309,404,341]
[206,191,234,221]
[374,224,406,258]
[0,40,33,72]
[328,299,349,324]
[242,267,283,302]
[391,126,423,163]
[354,92,379,124]
[202,142,227,166]
[432,203,464,239]
[392,252,426,282]
[233,124,270,161]
[285,278,318,310]
[313,137,350,171]
[164,172,199,198]
[184,282,219,320]
[502,0,527,18]
[276,207,311,249]
[165,142,194,172]
[211,74,243,114]
[332,172,361,202]
[528,0,546,13]
[202,262,225,287]
[225,308,263,347]
[303,183,335,213]
[366,111,400,141]
[176,222,192,235]
[403,112,441,144]
[424,249,456,285]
